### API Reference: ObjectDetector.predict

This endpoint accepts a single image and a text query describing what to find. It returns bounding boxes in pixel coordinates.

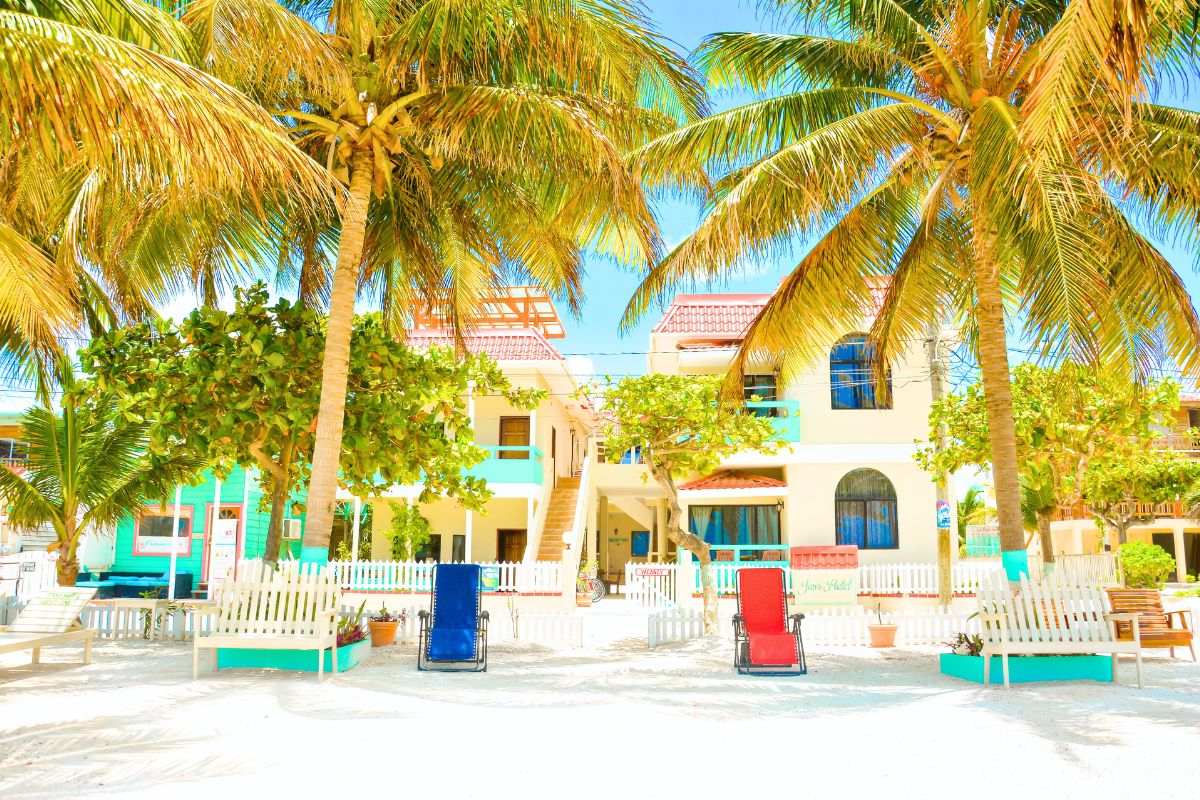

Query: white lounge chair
[977,573,1142,688]
[0,587,97,667]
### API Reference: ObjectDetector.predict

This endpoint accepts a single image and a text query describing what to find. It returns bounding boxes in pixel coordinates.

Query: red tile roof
[789,546,860,570]
[678,470,786,491]
[403,328,564,362]
[651,294,770,336]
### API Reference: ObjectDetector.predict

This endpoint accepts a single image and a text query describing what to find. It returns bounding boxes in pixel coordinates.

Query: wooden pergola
[411,286,566,338]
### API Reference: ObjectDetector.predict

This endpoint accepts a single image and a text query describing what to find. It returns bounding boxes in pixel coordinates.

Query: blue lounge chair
[418,564,489,672]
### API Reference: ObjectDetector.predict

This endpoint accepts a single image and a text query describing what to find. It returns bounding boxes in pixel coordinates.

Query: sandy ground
[1,630,1198,800]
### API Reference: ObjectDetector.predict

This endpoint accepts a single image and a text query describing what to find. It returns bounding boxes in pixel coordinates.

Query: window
[688,505,782,547]
[452,534,466,563]
[743,374,779,417]
[835,469,898,549]
[133,505,193,556]
[0,438,27,462]
[415,534,442,562]
[830,334,891,410]
[499,417,530,459]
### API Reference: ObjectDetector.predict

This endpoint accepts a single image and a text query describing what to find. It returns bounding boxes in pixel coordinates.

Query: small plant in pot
[367,605,406,647]
[867,604,898,647]
[945,631,984,657]
[576,558,598,607]
[337,602,369,649]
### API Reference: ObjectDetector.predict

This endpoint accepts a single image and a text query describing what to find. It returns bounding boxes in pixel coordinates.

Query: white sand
[2,632,1198,800]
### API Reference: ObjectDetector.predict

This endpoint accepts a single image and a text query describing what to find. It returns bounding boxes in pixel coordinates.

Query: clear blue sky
[1,0,1196,410]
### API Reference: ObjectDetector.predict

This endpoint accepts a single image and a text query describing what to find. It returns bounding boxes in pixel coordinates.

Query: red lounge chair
[733,567,806,675]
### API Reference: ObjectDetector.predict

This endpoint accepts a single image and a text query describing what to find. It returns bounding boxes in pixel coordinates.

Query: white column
[351,497,363,563]
[527,497,535,554]
[529,408,537,454]
[465,508,474,564]
[239,467,251,563]
[168,486,182,600]
[208,477,222,595]
[1174,523,1188,583]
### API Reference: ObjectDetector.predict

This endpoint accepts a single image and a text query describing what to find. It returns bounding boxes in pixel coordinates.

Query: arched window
[835,469,898,549]
[830,334,891,409]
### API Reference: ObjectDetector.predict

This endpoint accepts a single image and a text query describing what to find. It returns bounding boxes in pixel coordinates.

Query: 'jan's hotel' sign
[789,546,859,607]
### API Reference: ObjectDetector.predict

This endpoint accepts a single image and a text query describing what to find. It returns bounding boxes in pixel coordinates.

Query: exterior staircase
[536,477,580,561]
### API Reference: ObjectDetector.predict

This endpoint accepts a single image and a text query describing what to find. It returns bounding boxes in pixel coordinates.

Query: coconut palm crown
[624,0,1200,574]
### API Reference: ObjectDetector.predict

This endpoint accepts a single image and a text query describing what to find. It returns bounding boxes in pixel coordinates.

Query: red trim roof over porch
[403,328,564,362]
[678,470,786,491]
[651,294,770,337]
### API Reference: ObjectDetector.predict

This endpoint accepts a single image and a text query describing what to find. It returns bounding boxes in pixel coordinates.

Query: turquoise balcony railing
[468,446,545,484]
[745,399,800,442]
[677,544,790,564]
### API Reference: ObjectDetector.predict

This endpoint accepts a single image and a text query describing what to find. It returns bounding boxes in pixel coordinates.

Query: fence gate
[625,563,678,609]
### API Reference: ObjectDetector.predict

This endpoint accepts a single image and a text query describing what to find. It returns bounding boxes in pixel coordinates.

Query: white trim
[679,488,787,499]
[721,442,922,465]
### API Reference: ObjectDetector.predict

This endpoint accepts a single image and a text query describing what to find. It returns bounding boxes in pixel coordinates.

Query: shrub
[1119,542,1176,589]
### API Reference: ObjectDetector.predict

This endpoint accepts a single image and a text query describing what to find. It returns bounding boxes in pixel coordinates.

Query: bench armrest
[1165,609,1192,628]
[191,606,222,617]
[1105,612,1139,622]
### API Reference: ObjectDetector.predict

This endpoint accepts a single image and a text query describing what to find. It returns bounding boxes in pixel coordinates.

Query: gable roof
[679,470,787,491]
[403,328,564,362]
[651,294,771,337]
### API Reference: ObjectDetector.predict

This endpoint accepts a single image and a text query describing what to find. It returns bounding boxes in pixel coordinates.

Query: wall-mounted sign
[789,545,859,607]
[631,531,650,557]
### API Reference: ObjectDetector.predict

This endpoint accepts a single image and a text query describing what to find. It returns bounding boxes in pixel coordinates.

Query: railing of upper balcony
[1055,499,1184,521]
[1152,428,1200,454]
[744,399,800,442]
[1,457,26,471]
[468,446,545,484]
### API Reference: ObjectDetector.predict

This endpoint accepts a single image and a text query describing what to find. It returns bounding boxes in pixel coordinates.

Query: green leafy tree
[384,502,433,561]
[592,374,781,633]
[1118,542,1176,589]
[918,364,1182,567]
[177,0,707,558]
[1083,453,1200,547]
[622,0,1200,579]
[81,284,543,562]
[0,365,200,584]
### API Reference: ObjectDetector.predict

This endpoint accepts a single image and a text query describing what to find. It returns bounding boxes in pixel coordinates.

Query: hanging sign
[937,499,952,532]
[790,545,859,607]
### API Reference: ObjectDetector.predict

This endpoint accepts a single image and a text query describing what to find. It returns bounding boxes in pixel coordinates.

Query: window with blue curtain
[835,469,898,549]
[830,334,892,410]
[688,505,782,547]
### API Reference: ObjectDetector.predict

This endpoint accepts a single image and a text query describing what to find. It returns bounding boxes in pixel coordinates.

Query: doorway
[498,529,527,563]
[499,417,530,459]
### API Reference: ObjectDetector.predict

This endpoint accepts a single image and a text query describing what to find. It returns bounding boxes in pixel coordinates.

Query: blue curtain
[836,501,866,547]
[866,501,896,548]
[689,505,781,546]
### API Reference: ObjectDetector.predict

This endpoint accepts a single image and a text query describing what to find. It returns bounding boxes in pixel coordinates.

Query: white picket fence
[647,605,981,648]
[326,560,564,594]
[627,560,1004,609]
[1057,552,1121,587]
[0,551,59,623]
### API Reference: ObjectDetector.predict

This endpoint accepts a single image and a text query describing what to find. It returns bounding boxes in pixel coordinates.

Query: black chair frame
[417,608,490,672]
[733,612,807,676]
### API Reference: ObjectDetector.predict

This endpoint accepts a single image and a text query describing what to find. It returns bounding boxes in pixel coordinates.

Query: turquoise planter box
[217,638,369,674]
[940,653,1113,684]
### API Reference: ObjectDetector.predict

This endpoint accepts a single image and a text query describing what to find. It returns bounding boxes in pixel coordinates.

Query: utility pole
[926,322,954,605]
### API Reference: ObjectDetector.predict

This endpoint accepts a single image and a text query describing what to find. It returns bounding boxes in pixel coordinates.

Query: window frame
[133,504,194,557]
[829,334,892,410]
[834,469,899,550]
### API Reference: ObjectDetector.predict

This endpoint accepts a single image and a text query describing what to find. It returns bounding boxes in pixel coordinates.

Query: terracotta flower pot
[576,591,593,608]
[368,620,399,647]
[867,623,898,648]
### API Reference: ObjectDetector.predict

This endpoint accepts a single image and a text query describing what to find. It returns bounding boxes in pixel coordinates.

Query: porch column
[527,496,535,558]
[168,486,183,600]
[529,408,537,453]
[1174,523,1188,583]
[240,467,252,561]
[351,497,362,563]
[466,508,473,563]
[655,499,668,562]
[598,495,609,562]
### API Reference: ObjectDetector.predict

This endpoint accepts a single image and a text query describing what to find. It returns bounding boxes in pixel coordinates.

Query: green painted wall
[110,467,308,575]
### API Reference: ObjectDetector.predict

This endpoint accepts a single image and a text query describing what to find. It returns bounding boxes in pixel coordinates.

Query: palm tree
[1020,470,1058,572]
[1183,481,1200,524]
[623,0,1200,579]
[181,0,707,556]
[0,0,334,380]
[957,484,994,554]
[0,366,200,585]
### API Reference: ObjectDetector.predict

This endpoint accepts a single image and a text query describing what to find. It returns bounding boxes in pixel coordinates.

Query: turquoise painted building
[107,467,309,583]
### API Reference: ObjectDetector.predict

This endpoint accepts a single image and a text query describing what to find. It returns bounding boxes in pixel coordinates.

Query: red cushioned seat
[733,567,806,675]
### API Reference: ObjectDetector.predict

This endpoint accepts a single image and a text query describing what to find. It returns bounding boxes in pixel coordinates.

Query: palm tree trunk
[970,238,1027,582]
[301,151,374,564]
[1036,509,1055,574]
[56,518,79,586]
[262,477,290,564]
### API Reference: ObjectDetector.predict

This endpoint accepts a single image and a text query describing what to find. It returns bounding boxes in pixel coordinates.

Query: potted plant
[866,603,898,647]
[367,605,406,647]
[328,602,370,672]
[576,558,598,607]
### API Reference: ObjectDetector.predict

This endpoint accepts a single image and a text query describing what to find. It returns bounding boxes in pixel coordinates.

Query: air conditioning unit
[281,519,302,541]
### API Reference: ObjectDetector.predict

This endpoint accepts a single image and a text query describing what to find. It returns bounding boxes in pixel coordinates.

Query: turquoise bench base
[216,638,368,674]
[939,653,1114,684]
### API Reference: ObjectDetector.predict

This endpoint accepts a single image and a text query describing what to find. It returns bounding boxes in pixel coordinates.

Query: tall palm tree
[182,0,707,556]
[624,0,1200,580]
[0,0,334,379]
[0,366,200,585]
[957,484,994,553]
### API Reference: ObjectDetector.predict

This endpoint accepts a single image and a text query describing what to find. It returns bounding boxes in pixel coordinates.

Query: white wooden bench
[193,560,341,680]
[0,587,97,667]
[977,573,1142,688]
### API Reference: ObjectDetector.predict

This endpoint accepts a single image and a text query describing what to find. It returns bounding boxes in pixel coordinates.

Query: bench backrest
[9,587,97,633]
[977,573,1116,645]
[211,560,340,638]
[1106,589,1170,632]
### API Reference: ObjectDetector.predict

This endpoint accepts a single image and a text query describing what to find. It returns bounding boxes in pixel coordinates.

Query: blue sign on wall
[631,531,650,558]
[481,565,500,592]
